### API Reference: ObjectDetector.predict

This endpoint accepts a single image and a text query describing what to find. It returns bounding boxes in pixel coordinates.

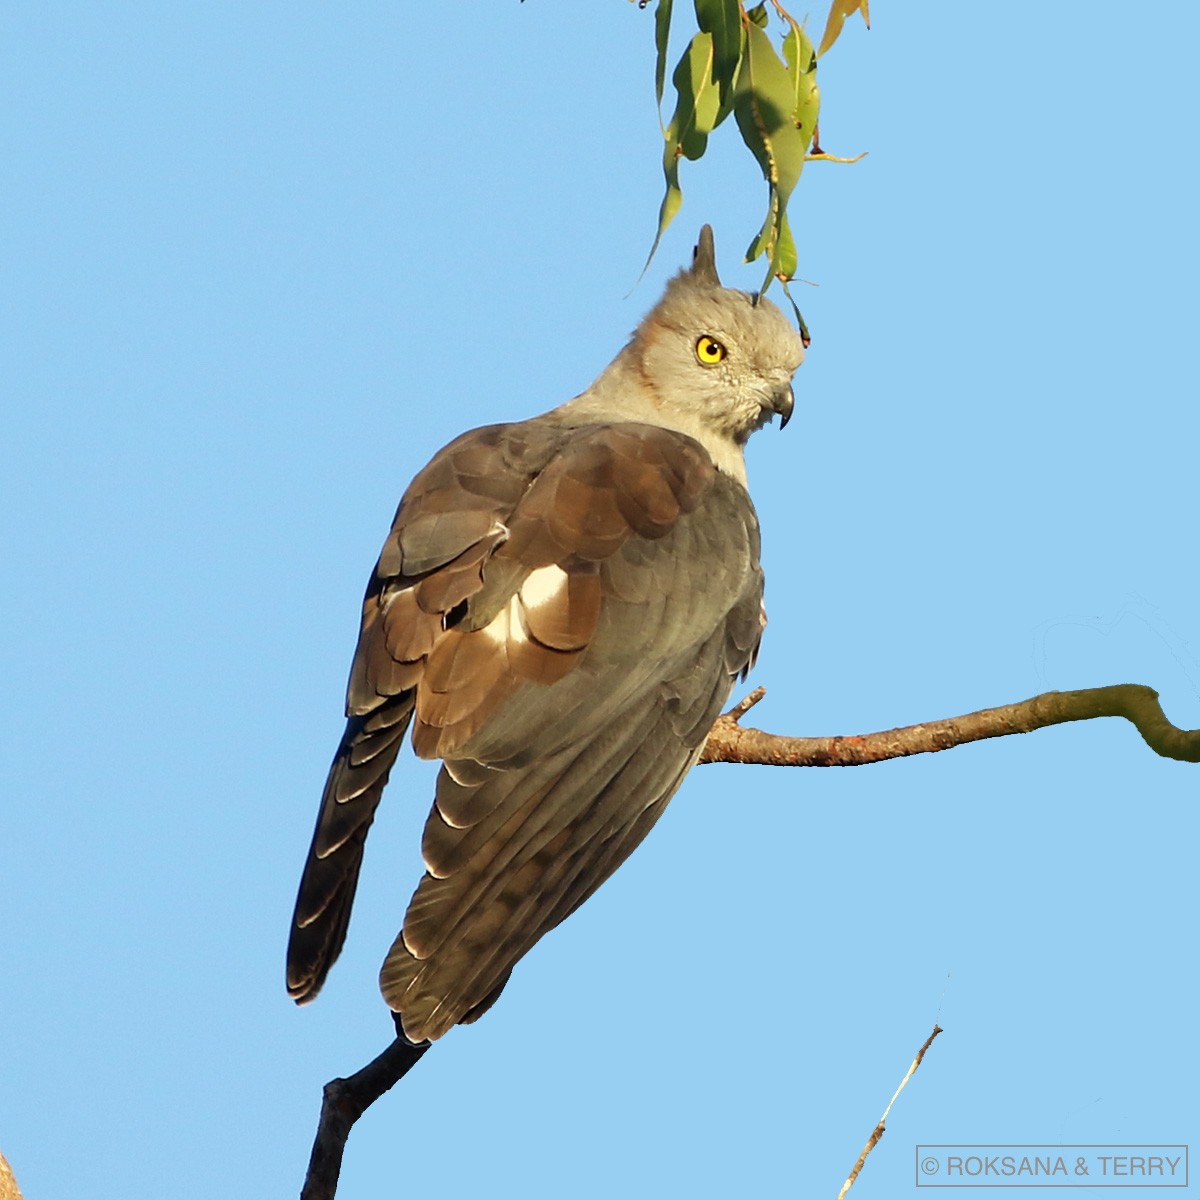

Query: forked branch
[301,1034,428,1200]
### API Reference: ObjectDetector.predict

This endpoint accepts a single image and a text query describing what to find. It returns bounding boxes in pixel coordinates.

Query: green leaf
[779,277,812,347]
[654,0,674,113]
[745,3,769,29]
[693,0,741,105]
[818,0,870,58]
[734,21,812,286]
[736,24,808,205]
[651,175,685,271]
[744,201,774,263]
[775,210,798,280]
[646,31,728,269]
[673,31,724,161]
[782,17,820,146]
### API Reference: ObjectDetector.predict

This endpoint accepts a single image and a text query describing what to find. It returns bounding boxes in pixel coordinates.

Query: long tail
[287,696,414,1003]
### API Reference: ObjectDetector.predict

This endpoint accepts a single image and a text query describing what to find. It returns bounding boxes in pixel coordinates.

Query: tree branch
[299,680,1197,1198]
[700,683,1200,766]
[301,1033,429,1200]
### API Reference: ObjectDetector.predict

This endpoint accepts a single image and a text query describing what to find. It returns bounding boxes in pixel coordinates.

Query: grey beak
[773,384,794,429]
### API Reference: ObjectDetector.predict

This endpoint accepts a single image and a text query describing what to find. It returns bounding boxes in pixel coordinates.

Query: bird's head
[632,226,807,445]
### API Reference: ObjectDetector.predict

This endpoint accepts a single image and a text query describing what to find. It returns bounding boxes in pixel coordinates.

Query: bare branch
[301,1035,428,1200]
[701,684,1200,766]
[836,1025,943,1200]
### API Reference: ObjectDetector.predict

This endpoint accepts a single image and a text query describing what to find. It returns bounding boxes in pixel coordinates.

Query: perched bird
[287,227,805,1046]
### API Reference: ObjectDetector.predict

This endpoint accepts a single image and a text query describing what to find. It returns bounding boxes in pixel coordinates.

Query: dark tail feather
[287,698,413,1003]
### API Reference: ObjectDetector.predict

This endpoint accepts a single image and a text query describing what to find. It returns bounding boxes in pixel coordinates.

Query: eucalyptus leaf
[647,31,727,268]
[654,0,674,113]
[778,277,812,347]
[693,0,742,105]
[817,0,870,58]
[775,211,798,280]
[744,201,774,263]
[672,31,723,161]
[734,21,812,286]
[736,24,808,206]
[782,19,820,144]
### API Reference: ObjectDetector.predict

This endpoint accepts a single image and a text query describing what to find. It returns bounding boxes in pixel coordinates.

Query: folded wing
[288,418,765,1034]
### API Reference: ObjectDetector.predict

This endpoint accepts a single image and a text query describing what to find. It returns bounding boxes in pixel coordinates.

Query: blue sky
[3,3,1197,1197]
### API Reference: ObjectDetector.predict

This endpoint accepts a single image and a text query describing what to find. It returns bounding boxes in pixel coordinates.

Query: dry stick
[700,683,1200,766]
[301,681,1198,1199]
[301,1036,428,1200]
[836,1025,944,1200]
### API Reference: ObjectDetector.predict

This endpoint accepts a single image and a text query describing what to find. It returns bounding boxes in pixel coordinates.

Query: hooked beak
[770,383,794,429]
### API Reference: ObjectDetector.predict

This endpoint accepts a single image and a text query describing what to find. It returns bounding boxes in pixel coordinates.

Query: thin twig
[836,1025,943,1200]
[726,684,767,722]
[700,684,1200,766]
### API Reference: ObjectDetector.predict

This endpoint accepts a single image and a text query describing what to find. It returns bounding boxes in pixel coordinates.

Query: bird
[286,226,806,1048]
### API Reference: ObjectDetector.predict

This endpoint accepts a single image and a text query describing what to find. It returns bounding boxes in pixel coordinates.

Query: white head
[630,226,806,446]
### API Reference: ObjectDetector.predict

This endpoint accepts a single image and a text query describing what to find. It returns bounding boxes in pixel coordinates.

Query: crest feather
[690,225,721,287]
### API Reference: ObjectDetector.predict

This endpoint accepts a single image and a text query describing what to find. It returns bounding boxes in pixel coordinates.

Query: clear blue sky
[3,3,1197,1197]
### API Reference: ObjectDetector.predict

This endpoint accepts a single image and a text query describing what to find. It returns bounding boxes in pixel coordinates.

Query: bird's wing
[373,427,765,1041]
[288,418,765,1028]
[287,421,568,1003]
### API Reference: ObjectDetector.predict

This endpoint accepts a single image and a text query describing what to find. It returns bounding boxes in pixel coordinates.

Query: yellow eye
[695,335,727,365]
